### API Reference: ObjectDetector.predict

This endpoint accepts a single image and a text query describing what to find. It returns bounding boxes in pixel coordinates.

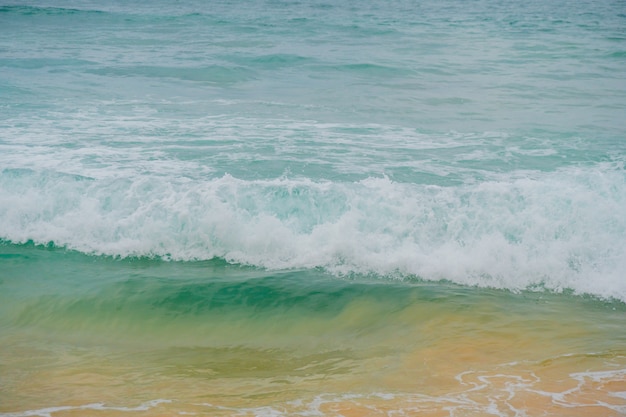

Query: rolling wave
[1,166,624,301]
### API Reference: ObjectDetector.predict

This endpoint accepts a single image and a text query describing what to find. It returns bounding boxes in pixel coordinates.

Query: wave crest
[1,168,625,300]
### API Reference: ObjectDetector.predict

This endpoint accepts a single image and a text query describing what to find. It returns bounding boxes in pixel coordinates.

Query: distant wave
[0,5,105,16]
[87,65,255,84]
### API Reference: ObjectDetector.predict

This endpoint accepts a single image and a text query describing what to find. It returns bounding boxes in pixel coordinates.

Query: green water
[1,243,625,416]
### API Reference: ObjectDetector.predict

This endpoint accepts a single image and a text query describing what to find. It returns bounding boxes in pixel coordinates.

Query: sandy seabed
[2,292,625,417]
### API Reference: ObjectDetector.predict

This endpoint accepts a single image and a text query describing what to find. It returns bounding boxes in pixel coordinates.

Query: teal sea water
[1,1,626,416]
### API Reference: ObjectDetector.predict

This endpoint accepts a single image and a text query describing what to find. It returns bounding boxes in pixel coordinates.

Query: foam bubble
[1,166,625,301]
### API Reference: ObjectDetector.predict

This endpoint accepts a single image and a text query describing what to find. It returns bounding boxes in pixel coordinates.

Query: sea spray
[1,165,625,300]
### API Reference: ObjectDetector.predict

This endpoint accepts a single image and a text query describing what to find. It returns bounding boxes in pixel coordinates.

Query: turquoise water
[2,242,626,416]
[1,1,626,415]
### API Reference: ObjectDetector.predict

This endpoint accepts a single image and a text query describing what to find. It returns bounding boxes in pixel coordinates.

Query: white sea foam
[1,164,625,301]
[4,366,624,417]
[2,363,623,417]
[192,367,626,417]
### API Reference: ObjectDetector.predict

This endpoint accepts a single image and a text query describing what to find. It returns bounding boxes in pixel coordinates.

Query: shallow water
[1,243,625,416]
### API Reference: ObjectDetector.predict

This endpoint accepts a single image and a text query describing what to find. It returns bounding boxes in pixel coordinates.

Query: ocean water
[1,0,625,415]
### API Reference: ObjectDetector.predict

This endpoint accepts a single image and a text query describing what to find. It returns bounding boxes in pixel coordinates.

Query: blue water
[1,1,626,415]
